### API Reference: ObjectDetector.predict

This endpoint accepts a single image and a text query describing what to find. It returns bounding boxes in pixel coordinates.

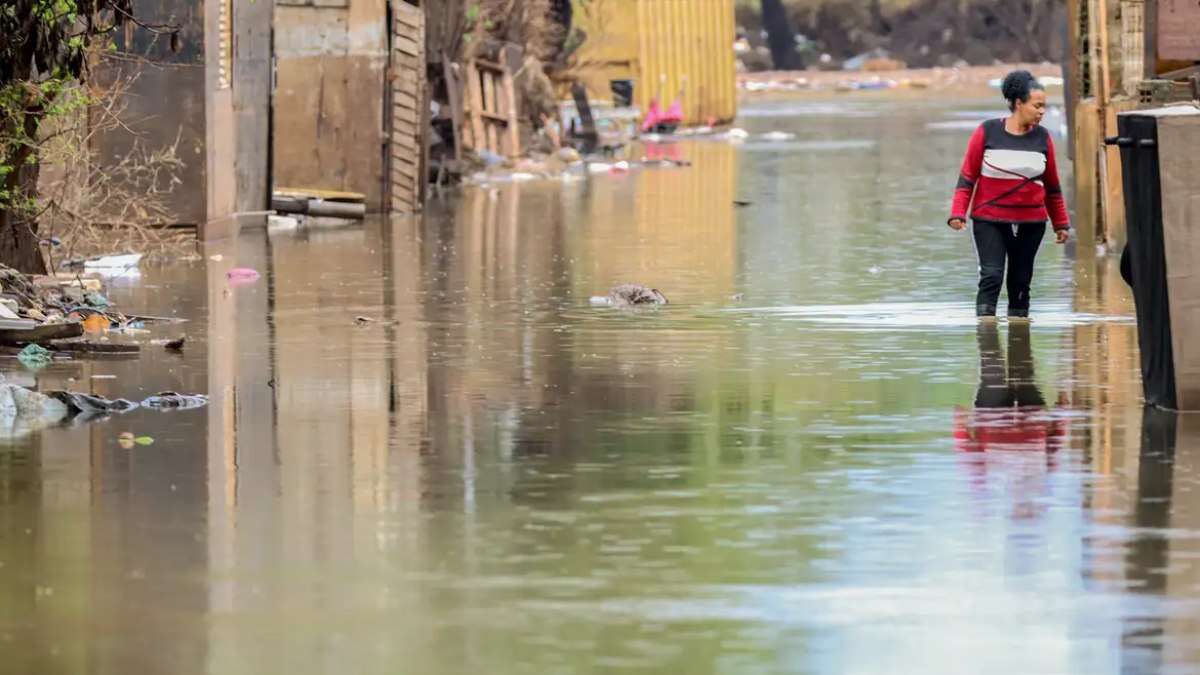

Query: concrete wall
[234,0,276,212]
[273,0,389,211]
[205,0,237,224]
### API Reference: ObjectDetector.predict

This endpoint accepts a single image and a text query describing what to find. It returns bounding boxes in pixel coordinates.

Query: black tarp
[1117,113,1177,409]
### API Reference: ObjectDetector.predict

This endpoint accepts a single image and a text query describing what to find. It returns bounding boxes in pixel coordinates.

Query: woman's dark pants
[973,220,1046,317]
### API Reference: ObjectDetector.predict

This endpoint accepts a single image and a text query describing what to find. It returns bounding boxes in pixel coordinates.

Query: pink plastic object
[227,267,260,285]
[663,100,683,123]
[641,99,662,133]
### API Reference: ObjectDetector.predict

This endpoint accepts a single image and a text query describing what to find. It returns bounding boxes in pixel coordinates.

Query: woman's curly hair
[1001,70,1045,111]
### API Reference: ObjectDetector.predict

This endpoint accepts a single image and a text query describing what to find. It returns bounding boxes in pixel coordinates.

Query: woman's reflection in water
[955,321,1068,455]
[954,322,1070,521]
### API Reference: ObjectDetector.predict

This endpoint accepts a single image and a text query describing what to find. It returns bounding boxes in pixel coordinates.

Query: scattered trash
[142,391,208,410]
[725,128,750,140]
[761,131,797,141]
[227,268,260,285]
[477,149,506,167]
[267,214,300,230]
[164,337,186,352]
[209,254,224,262]
[81,314,110,333]
[17,343,52,368]
[0,303,19,320]
[0,383,69,436]
[118,432,154,448]
[868,266,884,275]
[49,391,138,416]
[597,284,669,308]
[353,316,396,326]
[730,293,745,302]
[0,384,206,439]
[610,161,631,174]
[80,253,143,271]
[83,291,110,309]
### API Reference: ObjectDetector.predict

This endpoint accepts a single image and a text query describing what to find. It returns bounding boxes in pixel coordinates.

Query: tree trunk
[0,156,48,274]
[0,94,49,274]
[760,0,801,70]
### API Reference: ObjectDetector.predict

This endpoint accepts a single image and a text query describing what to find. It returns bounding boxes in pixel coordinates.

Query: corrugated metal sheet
[574,0,736,125]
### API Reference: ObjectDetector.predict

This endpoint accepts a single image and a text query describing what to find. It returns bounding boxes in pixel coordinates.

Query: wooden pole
[1144,0,1157,78]
[1066,0,1082,157]
[1097,0,1112,102]
[1095,0,1112,243]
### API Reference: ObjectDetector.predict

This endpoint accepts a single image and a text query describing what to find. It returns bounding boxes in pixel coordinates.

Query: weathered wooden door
[389,2,425,213]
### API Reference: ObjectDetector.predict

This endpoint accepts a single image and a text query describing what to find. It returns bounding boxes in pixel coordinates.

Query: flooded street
[4,99,1198,675]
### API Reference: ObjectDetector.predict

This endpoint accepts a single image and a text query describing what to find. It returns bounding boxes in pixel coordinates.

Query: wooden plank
[1074,98,1100,248]
[393,90,418,110]
[0,322,84,345]
[475,59,505,73]
[482,70,499,153]
[394,37,420,57]
[390,132,418,153]
[1096,0,1112,103]
[391,118,418,137]
[465,60,487,153]
[390,166,418,183]
[502,69,519,158]
[389,1,424,214]
[444,57,465,161]
[477,110,509,123]
[1066,0,1082,157]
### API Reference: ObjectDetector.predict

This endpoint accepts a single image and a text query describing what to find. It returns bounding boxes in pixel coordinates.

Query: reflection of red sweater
[953,406,1067,453]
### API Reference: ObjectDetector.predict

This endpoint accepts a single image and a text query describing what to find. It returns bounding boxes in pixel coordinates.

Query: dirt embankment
[736,0,1067,70]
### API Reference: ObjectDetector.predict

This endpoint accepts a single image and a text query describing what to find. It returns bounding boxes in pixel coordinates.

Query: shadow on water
[1,100,1195,674]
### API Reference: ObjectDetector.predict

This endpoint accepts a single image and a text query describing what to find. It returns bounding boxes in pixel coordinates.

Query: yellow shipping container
[571,0,737,126]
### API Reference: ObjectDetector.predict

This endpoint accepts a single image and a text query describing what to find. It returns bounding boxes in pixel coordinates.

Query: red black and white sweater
[949,118,1070,231]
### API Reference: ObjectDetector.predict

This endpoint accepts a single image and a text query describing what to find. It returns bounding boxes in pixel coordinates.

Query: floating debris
[142,392,208,410]
[164,337,186,352]
[227,268,261,285]
[594,284,669,308]
[17,343,52,368]
[48,391,138,417]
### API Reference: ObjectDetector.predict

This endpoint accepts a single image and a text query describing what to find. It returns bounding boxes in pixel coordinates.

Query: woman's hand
[948,218,966,231]
[1055,229,1070,244]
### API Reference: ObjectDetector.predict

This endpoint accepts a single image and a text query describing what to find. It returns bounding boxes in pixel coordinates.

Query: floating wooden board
[273,187,366,203]
[0,321,84,345]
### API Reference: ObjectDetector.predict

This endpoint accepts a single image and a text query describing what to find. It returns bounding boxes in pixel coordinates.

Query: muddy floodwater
[3,99,1197,675]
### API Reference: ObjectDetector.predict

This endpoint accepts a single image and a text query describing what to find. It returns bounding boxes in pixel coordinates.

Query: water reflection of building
[1070,255,1142,527]
[1116,409,1200,672]
[569,141,737,303]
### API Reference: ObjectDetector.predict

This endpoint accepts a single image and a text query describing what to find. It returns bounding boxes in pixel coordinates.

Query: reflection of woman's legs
[975,322,1013,407]
[1007,321,1046,407]
[1005,223,1046,317]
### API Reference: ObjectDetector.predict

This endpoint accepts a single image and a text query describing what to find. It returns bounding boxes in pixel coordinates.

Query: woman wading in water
[948,70,1070,318]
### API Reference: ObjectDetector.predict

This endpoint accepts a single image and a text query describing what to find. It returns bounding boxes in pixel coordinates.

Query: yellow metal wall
[574,0,737,125]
